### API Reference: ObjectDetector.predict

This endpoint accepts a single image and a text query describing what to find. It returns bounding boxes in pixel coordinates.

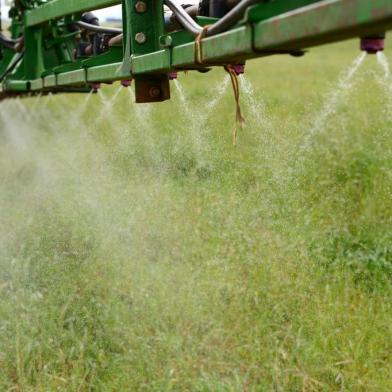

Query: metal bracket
[123,0,170,103]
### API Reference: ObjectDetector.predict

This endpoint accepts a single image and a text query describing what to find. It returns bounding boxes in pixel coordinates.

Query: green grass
[0,39,391,391]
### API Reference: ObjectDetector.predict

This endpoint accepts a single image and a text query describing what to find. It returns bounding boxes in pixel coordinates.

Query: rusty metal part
[135,75,170,103]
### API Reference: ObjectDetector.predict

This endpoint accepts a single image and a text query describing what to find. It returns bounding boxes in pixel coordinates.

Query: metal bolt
[149,87,161,98]
[135,1,147,13]
[160,35,173,48]
[135,32,146,44]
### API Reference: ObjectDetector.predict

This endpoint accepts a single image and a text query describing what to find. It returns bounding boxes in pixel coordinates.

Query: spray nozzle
[121,80,132,88]
[229,64,245,76]
[168,72,178,80]
[90,83,101,92]
[360,33,385,54]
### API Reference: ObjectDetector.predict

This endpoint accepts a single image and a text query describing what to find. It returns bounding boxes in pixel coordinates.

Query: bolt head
[135,1,147,13]
[160,35,173,48]
[135,32,146,44]
[149,87,161,98]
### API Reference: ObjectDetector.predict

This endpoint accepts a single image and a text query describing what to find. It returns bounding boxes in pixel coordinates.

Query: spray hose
[224,65,245,145]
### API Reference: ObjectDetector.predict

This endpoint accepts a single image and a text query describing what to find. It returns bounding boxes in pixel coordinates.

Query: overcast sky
[95,5,122,20]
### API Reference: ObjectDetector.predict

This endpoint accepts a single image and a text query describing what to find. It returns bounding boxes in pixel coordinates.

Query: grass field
[0,39,391,391]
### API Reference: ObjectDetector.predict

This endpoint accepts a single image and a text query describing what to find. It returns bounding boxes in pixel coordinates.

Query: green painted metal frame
[1,0,392,99]
[25,0,121,26]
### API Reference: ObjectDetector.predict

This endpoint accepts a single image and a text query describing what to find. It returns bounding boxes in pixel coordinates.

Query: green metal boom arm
[1,0,391,102]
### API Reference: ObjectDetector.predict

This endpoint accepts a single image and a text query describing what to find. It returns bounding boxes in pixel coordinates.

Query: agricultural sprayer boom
[0,0,391,102]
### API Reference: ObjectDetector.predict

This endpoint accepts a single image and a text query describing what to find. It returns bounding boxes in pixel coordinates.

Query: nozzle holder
[121,80,132,87]
[361,34,385,54]
[230,64,245,76]
[90,83,101,92]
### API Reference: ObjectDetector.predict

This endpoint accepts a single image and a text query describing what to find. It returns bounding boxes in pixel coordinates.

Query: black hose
[0,50,24,82]
[206,0,261,36]
[74,21,122,35]
[164,0,203,35]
